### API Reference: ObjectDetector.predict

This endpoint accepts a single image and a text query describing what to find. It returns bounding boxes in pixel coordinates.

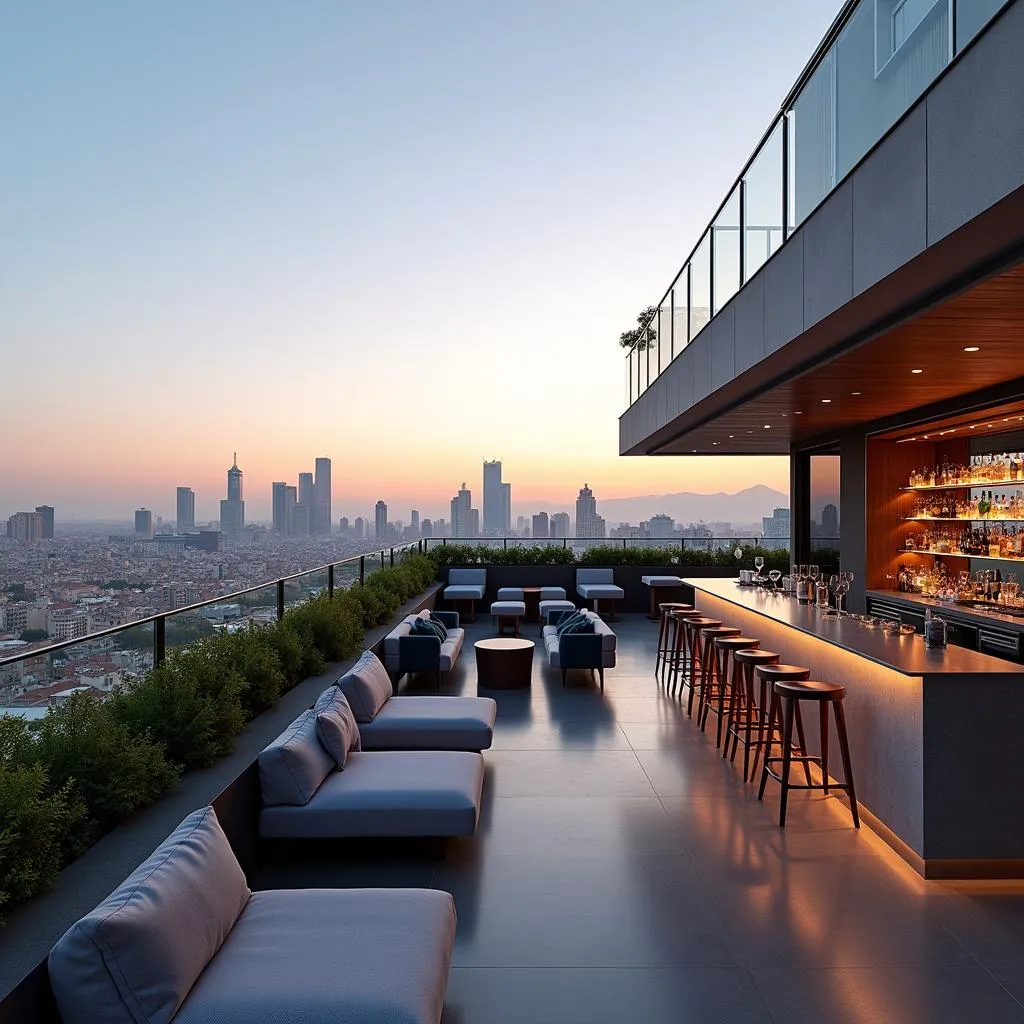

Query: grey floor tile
[939,891,1024,968]
[435,854,738,968]
[443,967,773,1024]
[633,745,750,800]
[482,749,655,798]
[490,718,630,750]
[752,966,1024,1023]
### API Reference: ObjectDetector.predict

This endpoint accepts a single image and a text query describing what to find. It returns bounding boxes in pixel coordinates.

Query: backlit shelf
[902,517,1024,523]
[905,549,1024,563]
[901,479,1023,491]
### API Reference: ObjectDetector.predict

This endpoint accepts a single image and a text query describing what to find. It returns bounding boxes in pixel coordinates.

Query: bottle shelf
[906,549,1024,563]
[902,479,1024,492]
[903,517,1024,523]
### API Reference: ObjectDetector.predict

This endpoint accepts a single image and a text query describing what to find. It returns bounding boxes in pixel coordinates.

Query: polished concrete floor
[259,613,1024,1023]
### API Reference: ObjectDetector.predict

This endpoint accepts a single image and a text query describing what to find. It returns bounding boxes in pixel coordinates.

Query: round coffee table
[475,638,534,690]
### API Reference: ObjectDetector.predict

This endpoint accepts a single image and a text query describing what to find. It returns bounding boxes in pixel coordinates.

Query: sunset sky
[1,1,839,522]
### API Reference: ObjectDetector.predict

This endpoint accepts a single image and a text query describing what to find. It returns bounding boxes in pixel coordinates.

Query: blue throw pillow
[560,615,594,636]
[556,611,588,636]
[428,612,449,642]
[410,618,440,639]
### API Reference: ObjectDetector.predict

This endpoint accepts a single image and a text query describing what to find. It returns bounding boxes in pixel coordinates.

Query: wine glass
[754,555,765,585]
[836,575,851,616]
[768,568,782,591]
[828,574,841,616]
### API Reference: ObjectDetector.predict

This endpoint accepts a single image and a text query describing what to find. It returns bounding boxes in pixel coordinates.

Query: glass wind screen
[790,46,835,226]
[657,302,669,376]
[690,234,711,340]
[712,186,741,315]
[671,277,688,358]
[743,121,784,282]
[956,0,1007,48]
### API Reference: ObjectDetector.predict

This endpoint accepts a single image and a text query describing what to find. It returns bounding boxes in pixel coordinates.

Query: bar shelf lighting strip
[903,517,1024,523]
[905,549,1024,564]
[900,480,1024,492]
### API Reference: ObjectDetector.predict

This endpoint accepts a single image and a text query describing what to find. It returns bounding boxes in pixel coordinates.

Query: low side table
[641,575,686,620]
[475,638,534,690]
[522,586,542,623]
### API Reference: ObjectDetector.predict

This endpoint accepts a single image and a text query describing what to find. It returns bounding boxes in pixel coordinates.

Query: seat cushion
[260,710,335,806]
[337,650,394,723]
[539,586,567,600]
[314,687,361,768]
[577,584,625,600]
[444,584,485,599]
[576,568,614,586]
[490,601,526,615]
[583,611,618,652]
[496,587,524,600]
[259,750,484,839]
[173,888,456,1024]
[49,807,249,1024]
[359,696,496,751]
[448,568,486,587]
[438,627,464,672]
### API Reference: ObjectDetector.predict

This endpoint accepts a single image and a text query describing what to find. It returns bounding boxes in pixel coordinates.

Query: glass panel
[712,186,740,315]
[790,45,835,225]
[810,454,841,548]
[689,235,711,340]
[956,0,1007,49]
[671,275,688,356]
[657,301,669,376]
[834,0,949,182]
[743,121,784,281]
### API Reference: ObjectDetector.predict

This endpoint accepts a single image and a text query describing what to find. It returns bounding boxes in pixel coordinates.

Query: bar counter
[684,577,1024,878]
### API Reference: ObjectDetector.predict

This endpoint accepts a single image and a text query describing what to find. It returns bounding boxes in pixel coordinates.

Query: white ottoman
[538,599,576,634]
[490,600,526,637]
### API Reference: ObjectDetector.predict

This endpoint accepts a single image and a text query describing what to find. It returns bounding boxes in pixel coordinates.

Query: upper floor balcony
[621,0,1024,458]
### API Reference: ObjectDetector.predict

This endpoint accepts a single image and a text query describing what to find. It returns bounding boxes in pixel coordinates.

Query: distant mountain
[514,485,789,529]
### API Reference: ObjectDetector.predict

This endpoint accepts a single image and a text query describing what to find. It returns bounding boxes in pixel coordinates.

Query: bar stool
[758,680,859,828]
[665,608,703,696]
[726,649,781,781]
[655,602,693,683]
[705,636,760,749]
[680,618,721,716]
[697,626,741,734]
[754,665,813,787]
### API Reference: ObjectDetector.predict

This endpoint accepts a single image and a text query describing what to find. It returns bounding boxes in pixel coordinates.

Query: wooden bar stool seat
[696,626,740,733]
[727,649,781,781]
[679,617,721,715]
[656,602,693,683]
[705,636,760,749]
[758,679,859,828]
[754,665,812,787]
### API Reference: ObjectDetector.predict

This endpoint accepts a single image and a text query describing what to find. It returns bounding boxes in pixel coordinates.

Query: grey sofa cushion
[359,696,496,751]
[314,687,361,767]
[48,806,250,1024]
[174,888,456,1024]
[438,627,465,672]
[448,568,486,588]
[259,710,335,806]
[260,750,484,839]
[337,650,394,722]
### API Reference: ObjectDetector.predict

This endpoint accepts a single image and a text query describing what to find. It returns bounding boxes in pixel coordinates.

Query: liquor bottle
[994,569,1003,601]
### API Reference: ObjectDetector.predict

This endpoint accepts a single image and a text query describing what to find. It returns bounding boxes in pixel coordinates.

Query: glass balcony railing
[625,0,1012,409]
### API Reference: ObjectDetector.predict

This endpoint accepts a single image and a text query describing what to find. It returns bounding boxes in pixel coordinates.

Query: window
[892,0,940,50]
[875,0,945,74]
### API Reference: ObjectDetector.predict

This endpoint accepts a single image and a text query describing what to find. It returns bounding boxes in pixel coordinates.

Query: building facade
[175,488,195,532]
[219,454,245,538]
[313,458,332,535]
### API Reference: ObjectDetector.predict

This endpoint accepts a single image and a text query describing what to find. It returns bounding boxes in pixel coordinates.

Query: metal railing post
[380,550,385,569]
[154,616,166,667]
[563,538,567,549]
[359,556,365,585]
[503,538,507,551]
[276,580,285,620]
[390,548,395,568]
[327,564,335,599]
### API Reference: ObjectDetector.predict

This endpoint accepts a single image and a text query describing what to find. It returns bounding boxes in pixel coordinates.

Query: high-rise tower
[482,460,510,535]
[314,457,332,535]
[35,505,55,539]
[374,500,388,540]
[175,488,195,532]
[575,484,605,539]
[219,453,245,537]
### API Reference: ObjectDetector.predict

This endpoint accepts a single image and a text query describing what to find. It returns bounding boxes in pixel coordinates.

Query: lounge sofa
[576,567,625,619]
[542,608,617,691]
[339,650,496,751]
[258,696,484,840]
[48,806,456,1024]
[384,609,464,687]
[443,568,486,621]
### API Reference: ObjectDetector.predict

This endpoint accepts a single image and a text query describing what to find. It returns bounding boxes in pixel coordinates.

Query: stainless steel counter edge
[868,589,1024,633]
[684,578,1024,676]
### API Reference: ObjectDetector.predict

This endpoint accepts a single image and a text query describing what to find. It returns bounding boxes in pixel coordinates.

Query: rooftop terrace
[260,612,1024,1023]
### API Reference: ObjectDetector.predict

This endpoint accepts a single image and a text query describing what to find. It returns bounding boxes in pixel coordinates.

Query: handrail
[0,542,423,670]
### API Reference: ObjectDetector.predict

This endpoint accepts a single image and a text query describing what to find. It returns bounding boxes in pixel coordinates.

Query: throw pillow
[336,650,393,722]
[314,688,361,768]
[556,611,588,636]
[411,618,444,640]
[428,612,449,641]
[559,615,594,635]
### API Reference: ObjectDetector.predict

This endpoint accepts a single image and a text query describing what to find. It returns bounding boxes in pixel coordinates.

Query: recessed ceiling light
[964,346,980,352]
[989,423,994,428]
[851,391,861,396]
[712,441,719,446]
[924,435,930,439]
[794,411,803,415]
[763,424,771,429]
[911,369,923,374]
[821,399,832,404]
[692,449,697,453]
[747,430,753,434]
[728,435,735,439]
[970,425,976,429]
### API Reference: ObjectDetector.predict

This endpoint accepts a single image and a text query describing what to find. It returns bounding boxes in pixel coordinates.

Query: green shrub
[35,694,179,833]
[263,620,319,686]
[218,625,287,718]
[284,593,362,663]
[339,587,388,630]
[0,762,87,916]
[425,543,575,569]
[367,567,414,602]
[110,641,248,769]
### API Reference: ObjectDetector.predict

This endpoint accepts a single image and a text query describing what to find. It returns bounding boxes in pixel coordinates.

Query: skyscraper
[35,505,54,539]
[550,511,570,538]
[219,453,245,537]
[821,503,840,538]
[354,516,366,539]
[6,511,44,543]
[575,484,605,539]
[532,512,549,539]
[135,508,154,538]
[298,472,314,509]
[272,482,289,535]
[175,488,195,532]
[482,460,510,535]
[374,501,388,540]
[314,458,332,535]
[451,482,477,538]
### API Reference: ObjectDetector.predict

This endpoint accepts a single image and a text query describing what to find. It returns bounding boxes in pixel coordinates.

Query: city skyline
[1,2,825,521]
